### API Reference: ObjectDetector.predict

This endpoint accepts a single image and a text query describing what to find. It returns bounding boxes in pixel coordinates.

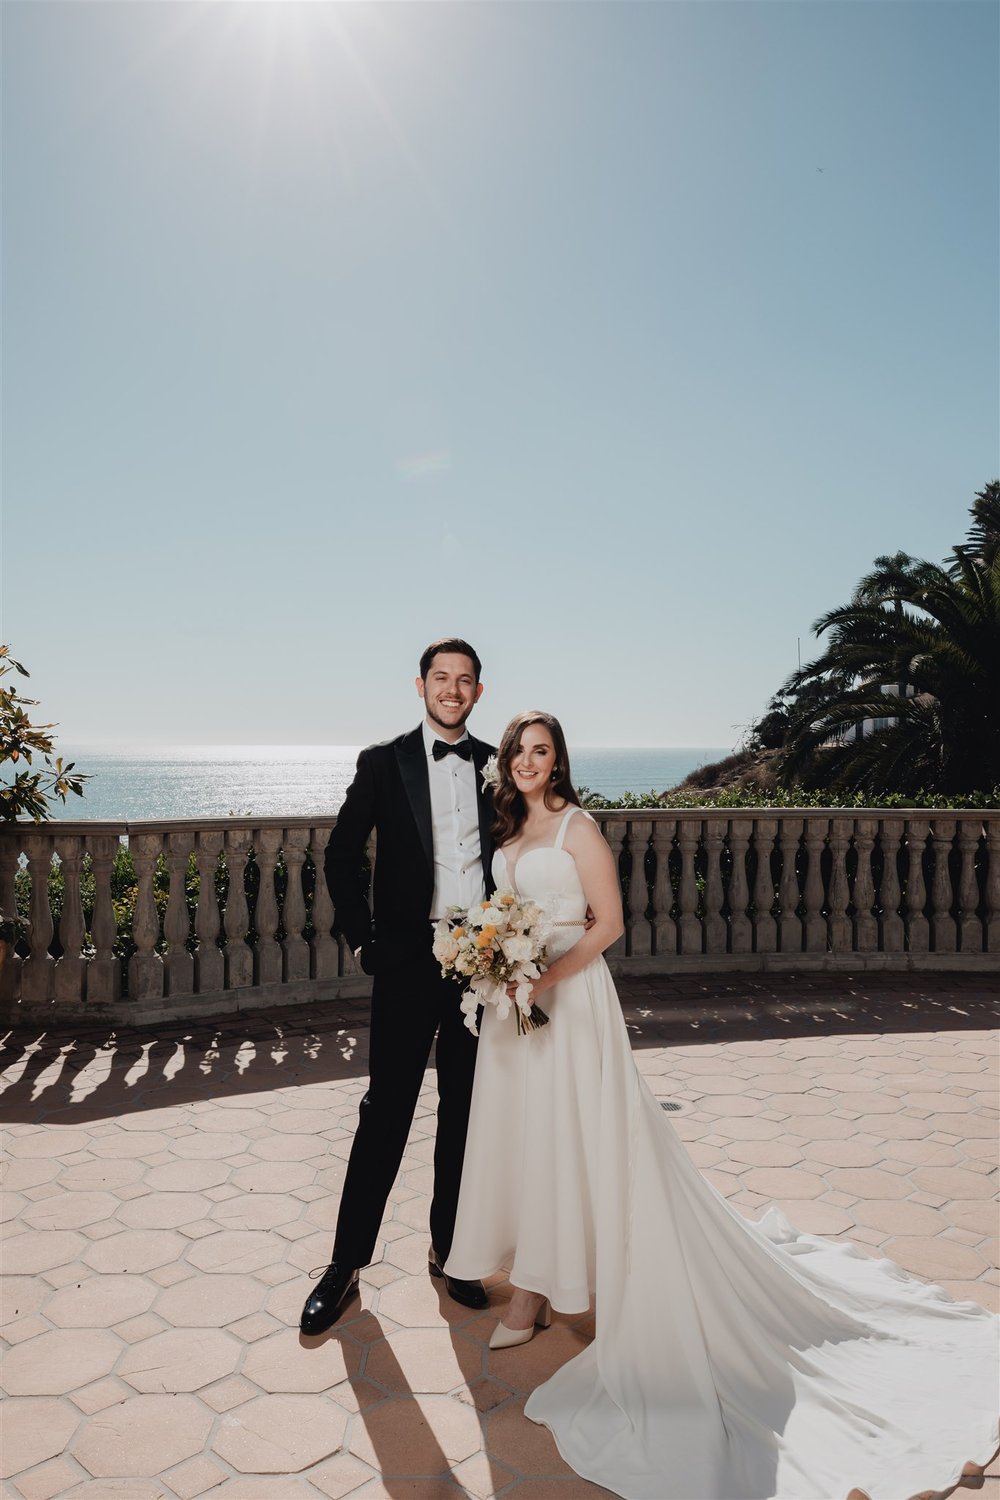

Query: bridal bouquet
[433,890,550,1037]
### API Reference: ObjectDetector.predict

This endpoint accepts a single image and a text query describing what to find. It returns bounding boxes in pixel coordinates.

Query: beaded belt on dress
[430,917,583,926]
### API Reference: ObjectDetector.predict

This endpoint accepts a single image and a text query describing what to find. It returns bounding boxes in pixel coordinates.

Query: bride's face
[509,724,556,797]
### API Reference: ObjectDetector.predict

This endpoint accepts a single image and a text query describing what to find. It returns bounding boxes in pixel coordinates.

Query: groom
[300,637,496,1334]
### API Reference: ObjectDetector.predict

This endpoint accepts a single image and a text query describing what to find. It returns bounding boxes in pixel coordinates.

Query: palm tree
[952,481,1000,572]
[776,487,1000,796]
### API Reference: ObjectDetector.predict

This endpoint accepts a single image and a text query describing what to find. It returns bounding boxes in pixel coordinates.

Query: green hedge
[579,785,1000,810]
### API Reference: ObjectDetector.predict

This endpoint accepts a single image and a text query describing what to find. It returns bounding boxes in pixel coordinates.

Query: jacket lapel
[395,727,434,879]
[470,737,496,891]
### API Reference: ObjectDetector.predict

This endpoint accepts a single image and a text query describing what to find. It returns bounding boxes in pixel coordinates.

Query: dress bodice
[493,808,589,959]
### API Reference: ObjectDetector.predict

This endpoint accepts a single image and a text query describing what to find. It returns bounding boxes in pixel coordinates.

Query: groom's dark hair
[419,637,482,683]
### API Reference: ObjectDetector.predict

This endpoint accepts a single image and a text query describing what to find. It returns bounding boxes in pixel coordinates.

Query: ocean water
[43,745,730,822]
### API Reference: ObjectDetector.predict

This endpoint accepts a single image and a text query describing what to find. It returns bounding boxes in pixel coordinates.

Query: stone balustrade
[1,810,997,1025]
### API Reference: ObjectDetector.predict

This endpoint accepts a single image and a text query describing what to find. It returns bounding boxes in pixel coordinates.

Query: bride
[445,711,999,1500]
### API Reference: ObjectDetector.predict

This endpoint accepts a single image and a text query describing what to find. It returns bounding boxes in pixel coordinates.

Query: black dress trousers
[331,949,478,1269]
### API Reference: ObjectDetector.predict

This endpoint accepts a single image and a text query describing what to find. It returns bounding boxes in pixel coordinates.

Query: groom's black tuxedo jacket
[325,725,497,973]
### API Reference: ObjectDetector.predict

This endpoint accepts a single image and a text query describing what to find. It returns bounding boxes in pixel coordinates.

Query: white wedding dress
[446,808,999,1500]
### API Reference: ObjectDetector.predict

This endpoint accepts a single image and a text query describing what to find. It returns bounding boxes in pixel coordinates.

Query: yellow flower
[475,924,497,948]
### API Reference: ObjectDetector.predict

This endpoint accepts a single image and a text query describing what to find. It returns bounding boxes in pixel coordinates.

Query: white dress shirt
[423,720,485,920]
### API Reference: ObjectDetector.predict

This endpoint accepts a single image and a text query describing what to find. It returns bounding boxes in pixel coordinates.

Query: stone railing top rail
[2,816,334,837]
[2,807,995,841]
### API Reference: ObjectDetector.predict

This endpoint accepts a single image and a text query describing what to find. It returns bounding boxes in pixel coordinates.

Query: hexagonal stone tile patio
[1,972,997,1498]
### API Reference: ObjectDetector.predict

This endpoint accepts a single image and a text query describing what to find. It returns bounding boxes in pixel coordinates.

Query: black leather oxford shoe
[300,1262,360,1335]
[428,1248,488,1310]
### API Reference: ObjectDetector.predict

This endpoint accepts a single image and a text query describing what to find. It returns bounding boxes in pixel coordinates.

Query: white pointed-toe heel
[489,1298,552,1350]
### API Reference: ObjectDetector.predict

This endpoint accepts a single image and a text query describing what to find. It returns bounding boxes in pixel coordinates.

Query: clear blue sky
[3,1,996,750]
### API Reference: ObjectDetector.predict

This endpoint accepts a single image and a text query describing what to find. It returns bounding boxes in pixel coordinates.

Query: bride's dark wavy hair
[492,711,581,848]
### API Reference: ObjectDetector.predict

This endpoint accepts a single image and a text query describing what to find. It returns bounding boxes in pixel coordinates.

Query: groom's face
[417,652,483,734]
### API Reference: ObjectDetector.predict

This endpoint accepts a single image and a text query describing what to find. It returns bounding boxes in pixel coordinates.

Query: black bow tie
[432,738,473,762]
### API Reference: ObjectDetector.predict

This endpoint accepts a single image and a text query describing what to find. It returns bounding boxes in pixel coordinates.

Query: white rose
[434,936,460,965]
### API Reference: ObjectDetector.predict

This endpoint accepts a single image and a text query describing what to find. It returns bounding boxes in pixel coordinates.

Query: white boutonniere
[481,754,500,792]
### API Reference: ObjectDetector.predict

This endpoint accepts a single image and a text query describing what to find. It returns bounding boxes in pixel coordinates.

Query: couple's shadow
[300,1267,597,1497]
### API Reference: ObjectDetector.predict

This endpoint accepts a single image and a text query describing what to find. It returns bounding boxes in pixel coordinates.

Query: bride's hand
[506,976,546,1003]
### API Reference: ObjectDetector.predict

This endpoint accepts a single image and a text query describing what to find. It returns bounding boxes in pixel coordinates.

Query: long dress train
[446,807,999,1500]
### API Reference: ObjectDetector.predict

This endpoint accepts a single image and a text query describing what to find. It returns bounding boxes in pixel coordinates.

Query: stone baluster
[626,820,652,957]
[650,818,676,957]
[281,827,311,983]
[956,820,984,954]
[163,831,195,996]
[310,825,338,979]
[53,833,87,1005]
[802,819,828,953]
[21,832,55,1005]
[877,819,904,952]
[224,828,253,988]
[984,817,1000,953]
[675,818,701,955]
[852,819,877,952]
[826,818,851,953]
[0,837,18,928]
[929,818,957,954]
[727,820,752,954]
[702,819,727,955]
[751,819,777,953]
[129,833,164,1001]
[903,819,930,954]
[602,818,627,961]
[85,834,121,1004]
[0,833,22,1005]
[194,831,224,993]
[254,828,283,986]
[777,817,803,954]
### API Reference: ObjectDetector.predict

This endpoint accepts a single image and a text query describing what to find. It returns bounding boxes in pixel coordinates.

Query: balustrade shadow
[619,971,1000,1053]
[1,973,996,1127]
[0,1003,373,1125]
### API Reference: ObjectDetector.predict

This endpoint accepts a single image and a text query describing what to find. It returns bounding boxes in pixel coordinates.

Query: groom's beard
[426,704,474,734]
